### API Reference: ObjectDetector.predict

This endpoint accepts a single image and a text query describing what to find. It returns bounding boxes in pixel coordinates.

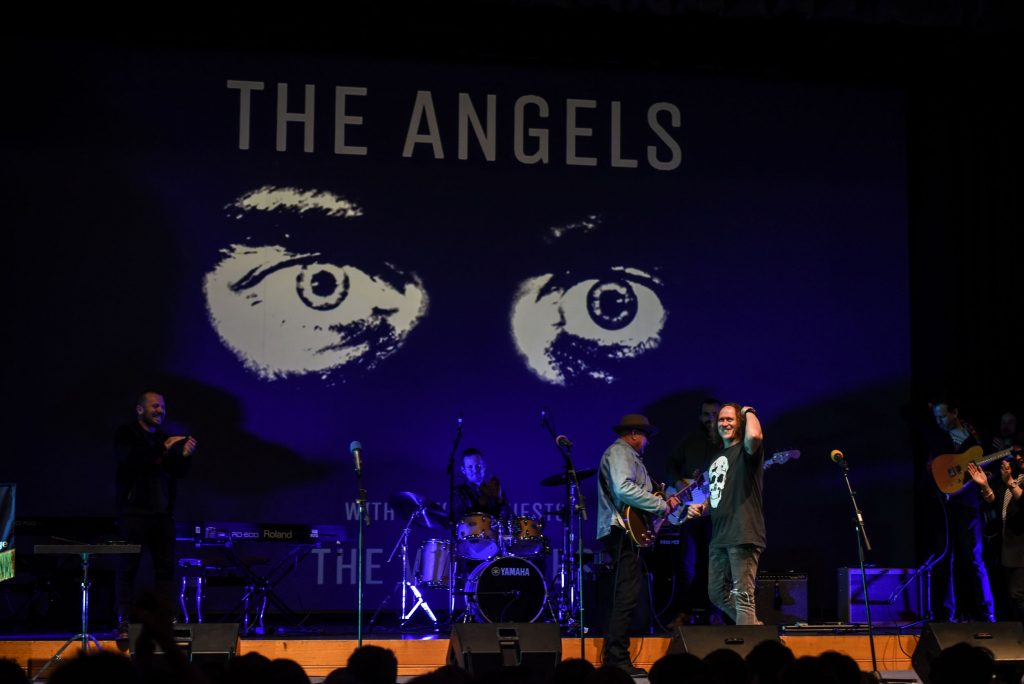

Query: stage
[0,629,922,680]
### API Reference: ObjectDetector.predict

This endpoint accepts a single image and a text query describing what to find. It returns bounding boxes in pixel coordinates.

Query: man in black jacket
[114,391,196,637]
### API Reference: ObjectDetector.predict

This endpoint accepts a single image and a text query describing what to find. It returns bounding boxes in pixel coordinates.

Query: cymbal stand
[368,509,433,629]
[395,509,438,625]
[446,414,463,626]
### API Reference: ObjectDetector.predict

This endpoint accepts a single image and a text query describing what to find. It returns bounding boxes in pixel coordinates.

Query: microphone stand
[446,416,463,628]
[836,454,884,682]
[354,450,369,647]
[892,552,938,631]
[542,412,587,659]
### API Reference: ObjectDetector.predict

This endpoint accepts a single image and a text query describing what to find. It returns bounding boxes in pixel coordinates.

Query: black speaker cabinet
[756,572,808,625]
[668,625,780,658]
[837,567,923,625]
[911,621,1024,684]
[447,623,561,676]
[128,623,239,666]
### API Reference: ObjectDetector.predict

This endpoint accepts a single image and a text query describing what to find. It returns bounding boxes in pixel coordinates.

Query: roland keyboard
[177,521,350,546]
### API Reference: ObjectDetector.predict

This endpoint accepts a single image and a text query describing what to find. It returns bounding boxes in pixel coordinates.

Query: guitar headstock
[765,450,801,469]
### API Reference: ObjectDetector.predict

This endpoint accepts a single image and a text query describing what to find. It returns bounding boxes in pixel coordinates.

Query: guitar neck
[977,447,1015,468]
[763,450,799,470]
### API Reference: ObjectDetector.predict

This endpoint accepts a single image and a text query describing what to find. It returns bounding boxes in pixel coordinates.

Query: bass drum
[464,556,548,623]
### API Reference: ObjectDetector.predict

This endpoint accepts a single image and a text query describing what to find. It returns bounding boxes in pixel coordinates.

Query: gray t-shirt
[708,442,766,548]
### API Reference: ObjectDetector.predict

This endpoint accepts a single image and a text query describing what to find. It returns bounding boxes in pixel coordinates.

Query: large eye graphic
[204,245,428,380]
[510,266,666,385]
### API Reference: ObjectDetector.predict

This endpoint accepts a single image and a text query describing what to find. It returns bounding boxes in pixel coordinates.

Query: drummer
[453,448,514,522]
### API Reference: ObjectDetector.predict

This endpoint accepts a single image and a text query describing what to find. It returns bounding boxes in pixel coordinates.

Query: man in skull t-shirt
[688,402,765,625]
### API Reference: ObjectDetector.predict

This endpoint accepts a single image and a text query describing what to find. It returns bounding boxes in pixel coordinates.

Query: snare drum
[464,556,548,623]
[506,515,547,556]
[415,539,451,588]
[456,512,501,560]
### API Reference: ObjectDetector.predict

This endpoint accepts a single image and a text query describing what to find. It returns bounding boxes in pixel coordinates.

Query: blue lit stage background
[5,44,911,622]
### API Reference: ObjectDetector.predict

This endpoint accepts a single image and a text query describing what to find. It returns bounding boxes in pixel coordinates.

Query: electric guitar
[624,449,802,546]
[623,472,703,548]
[930,444,1023,495]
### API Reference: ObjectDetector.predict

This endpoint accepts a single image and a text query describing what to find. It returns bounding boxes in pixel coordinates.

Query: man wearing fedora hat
[598,413,682,677]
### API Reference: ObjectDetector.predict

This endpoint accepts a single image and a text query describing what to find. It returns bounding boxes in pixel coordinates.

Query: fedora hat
[612,413,657,436]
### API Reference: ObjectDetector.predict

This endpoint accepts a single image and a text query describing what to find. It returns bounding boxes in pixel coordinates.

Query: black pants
[678,516,712,613]
[116,513,176,622]
[1006,566,1024,622]
[602,526,643,666]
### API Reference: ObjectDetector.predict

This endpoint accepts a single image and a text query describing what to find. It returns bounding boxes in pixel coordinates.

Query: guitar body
[930,445,986,494]
[623,474,704,548]
[623,495,665,548]
[929,445,1024,495]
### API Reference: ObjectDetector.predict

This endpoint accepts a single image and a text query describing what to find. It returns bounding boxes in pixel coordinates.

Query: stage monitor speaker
[668,625,780,659]
[447,623,561,677]
[129,623,239,666]
[911,621,1024,684]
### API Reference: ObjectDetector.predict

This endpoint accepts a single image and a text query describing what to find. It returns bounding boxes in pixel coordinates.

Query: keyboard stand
[31,544,141,682]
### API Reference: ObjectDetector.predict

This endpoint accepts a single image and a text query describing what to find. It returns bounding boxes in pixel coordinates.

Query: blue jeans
[932,497,995,621]
[708,544,762,625]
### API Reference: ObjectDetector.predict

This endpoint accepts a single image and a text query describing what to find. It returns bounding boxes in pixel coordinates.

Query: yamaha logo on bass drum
[492,566,532,577]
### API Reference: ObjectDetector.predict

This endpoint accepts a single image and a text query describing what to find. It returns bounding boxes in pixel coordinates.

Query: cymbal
[413,507,449,530]
[540,467,597,487]
[388,491,448,530]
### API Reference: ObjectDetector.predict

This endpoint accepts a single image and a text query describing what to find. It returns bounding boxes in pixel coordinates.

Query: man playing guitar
[596,414,683,677]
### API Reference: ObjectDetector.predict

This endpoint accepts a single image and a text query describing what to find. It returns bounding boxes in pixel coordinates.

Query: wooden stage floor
[0,631,922,679]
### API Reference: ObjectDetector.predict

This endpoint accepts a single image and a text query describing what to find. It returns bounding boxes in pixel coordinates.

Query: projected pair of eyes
[203,245,665,384]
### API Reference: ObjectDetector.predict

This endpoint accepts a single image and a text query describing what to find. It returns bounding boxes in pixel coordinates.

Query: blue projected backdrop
[5,44,911,619]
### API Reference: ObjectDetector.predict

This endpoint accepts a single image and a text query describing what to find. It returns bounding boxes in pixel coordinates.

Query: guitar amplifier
[838,567,923,625]
[756,572,808,625]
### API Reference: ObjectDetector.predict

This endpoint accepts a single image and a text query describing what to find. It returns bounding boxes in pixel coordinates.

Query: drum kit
[373,466,597,630]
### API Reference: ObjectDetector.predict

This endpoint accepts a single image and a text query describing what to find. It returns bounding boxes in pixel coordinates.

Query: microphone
[556,435,573,449]
[830,449,845,465]
[458,413,463,428]
[541,408,547,426]
[350,440,363,473]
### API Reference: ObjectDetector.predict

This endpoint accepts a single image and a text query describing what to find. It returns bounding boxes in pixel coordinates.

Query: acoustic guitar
[930,445,1022,495]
